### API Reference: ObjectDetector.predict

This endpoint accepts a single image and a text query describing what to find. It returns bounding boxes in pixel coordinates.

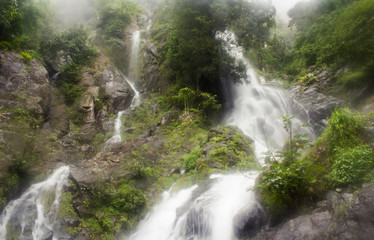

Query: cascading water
[128,184,198,240]
[217,30,312,163]
[128,172,259,240]
[127,30,312,240]
[107,30,142,145]
[107,111,125,145]
[0,166,70,240]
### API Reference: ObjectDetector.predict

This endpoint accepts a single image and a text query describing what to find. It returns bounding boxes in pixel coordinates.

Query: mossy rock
[198,125,256,170]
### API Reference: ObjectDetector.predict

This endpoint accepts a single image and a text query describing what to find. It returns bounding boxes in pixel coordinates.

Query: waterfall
[0,166,70,240]
[127,30,141,109]
[126,30,312,240]
[107,30,142,145]
[128,172,258,240]
[216,30,312,164]
[129,184,198,240]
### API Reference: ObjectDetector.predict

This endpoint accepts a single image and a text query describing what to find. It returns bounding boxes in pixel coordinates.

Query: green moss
[80,182,147,239]
[183,149,200,172]
[5,222,21,240]
[42,188,56,214]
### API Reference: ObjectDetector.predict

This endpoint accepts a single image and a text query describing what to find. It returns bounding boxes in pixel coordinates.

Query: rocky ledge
[290,69,343,135]
[255,183,374,240]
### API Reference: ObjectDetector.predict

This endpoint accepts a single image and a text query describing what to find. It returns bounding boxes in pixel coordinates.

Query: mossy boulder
[198,126,256,170]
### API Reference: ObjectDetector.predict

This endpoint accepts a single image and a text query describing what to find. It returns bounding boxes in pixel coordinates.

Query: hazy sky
[272,0,305,21]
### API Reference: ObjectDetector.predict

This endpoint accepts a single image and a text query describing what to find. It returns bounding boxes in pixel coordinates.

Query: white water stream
[129,172,258,240]
[217,30,311,164]
[127,30,312,240]
[107,30,142,145]
[0,166,70,240]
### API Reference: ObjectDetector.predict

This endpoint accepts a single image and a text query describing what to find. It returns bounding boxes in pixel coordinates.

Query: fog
[271,0,305,22]
[44,0,308,29]
[49,0,96,28]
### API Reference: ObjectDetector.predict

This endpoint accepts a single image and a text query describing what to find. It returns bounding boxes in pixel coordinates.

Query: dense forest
[0,0,374,239]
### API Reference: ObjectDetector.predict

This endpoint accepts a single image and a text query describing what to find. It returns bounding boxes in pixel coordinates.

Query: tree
[40,27,97,66]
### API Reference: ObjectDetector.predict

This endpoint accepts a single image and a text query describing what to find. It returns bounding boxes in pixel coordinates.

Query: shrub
[184,149,200,172]
[329,145,374,187]
[258,161,311,225]
[20,51,32,63]
[327,108,364,147]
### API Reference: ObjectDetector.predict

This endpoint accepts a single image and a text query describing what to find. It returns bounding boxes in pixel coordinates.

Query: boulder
[95,68,135,113]
[233,203,267,238]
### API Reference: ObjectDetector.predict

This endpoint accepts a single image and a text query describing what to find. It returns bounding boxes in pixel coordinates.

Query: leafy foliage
[258,161,311,225]
[258,108,373,225]
[329,145,374,187]
[184,149,200,172]
[0,0,53,50]
[40,27,97,66]
[82,182,147,238]
[285,0,374,89]
[40,28,97,104]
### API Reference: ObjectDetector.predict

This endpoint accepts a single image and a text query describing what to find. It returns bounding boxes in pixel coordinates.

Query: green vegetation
[278,0,374,98]
[0,0,53,50]
[96,0,143,72]
[258,108,374,225]
[41,27,97,104]
[153,0,277,96]
[329,145,374,187]
[80,182,146,239]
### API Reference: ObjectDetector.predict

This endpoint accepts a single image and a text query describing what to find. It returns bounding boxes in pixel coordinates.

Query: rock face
[96,67,135,113]
[141,40,161,92]
[290,69,343,134]
[255,183,374,240]
[0,51,51,117]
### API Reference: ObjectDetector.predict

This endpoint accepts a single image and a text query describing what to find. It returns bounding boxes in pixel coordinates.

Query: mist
[271,0,306,22]
[49,0,96,28]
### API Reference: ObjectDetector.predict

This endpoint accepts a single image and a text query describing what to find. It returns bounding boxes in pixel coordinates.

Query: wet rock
[160,111,174,126]
[63,217,80,227]
[348,184,374,222]
[169,168,181,176]
[96,109,113,132]
[290,69,344,134]
[233,203,266,238]
[96,68,135,113]
[40,231,53,240]
[142,40,160,91]
[290,85,343,134]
